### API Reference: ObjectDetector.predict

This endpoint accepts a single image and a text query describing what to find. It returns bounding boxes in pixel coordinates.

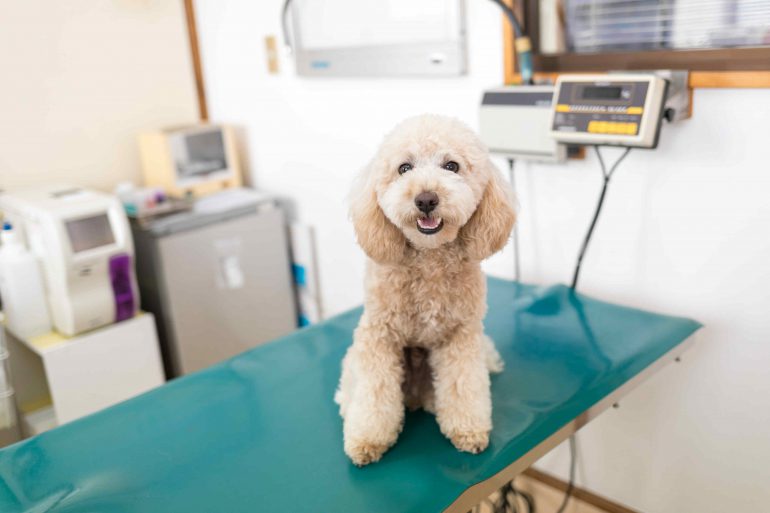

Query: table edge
[443,328,701,513]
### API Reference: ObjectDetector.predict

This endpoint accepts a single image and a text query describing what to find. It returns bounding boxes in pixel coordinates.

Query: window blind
[563,0,770,53]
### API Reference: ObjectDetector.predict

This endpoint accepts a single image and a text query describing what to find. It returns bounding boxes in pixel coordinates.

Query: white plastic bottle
[0,223,51,339]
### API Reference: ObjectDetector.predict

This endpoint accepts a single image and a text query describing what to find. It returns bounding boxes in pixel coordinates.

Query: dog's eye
[398,163,413,175]
[443,161,460,173]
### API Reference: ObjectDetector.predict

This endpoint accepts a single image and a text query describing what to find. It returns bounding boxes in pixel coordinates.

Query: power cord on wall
[553,145,632,513]
[571,146,632,290]
[281,0,293,53]
[486,0,534,84]
[554,436,576,513]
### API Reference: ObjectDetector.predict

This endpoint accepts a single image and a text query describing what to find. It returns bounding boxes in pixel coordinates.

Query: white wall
[195,2,770,511]
[195,0,510,315]
[523,89,770,513]
[0,1,199,192]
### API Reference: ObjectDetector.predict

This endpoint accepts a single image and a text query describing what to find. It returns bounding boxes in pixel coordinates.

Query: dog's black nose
[415,191,439,214]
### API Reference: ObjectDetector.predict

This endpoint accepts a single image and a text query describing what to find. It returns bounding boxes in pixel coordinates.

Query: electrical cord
[553,145,631,513]
[485,0,534,84]
[507,159,521,282]
[570,146,632,290]
[554,436,576,513]
[281,0,293,53]
[487,0,524,37]
[487,478,535,513]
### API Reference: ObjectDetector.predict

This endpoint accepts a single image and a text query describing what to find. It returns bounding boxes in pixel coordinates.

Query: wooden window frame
[503,0,770,88]
[183,0,208,121]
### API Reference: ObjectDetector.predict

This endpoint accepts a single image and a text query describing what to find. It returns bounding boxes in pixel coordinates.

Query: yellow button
[587,121,598,133]
[626,122,638,134]
[606,122,619,134]
[556,104,570,112]
[596,121,609,133]
[627,106,643,115]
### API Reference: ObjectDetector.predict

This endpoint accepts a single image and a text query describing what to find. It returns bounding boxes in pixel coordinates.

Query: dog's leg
[335,348,355,417]
[342,323,405,466]
[429,325,492,454]
[482,334,505,374]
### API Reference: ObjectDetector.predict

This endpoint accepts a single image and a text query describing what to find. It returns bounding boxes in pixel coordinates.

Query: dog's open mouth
[416,216,444,235]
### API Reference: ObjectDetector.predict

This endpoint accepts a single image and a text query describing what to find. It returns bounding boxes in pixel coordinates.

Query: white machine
[479,86,567,162]
[0,187,138,336]
[550,74,669,148]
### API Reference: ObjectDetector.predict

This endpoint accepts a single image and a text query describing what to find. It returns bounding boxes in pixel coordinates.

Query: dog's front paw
[345,438,390,466]
[449,430,490,454]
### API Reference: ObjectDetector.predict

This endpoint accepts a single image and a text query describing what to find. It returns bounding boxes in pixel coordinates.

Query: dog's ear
[459,160,516,261]
[350,161,408,264]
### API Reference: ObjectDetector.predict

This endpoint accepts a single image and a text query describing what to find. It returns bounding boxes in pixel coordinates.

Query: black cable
[485,478,535,513]
[556,146,631,513]
[281,0,293,53]
[485,0,533,84]
[554,436,577,513]
[487,0,524,38]
[570,146,632,290]
[507,159,521,282]
[518,489,536,513]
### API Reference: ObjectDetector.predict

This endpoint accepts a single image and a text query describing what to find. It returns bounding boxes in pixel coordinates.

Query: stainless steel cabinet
[132,200,297,377]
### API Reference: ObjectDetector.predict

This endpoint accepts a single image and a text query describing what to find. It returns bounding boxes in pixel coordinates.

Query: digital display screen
[65,214,115,253]
[582,86,623,100]
[174,130,228,178]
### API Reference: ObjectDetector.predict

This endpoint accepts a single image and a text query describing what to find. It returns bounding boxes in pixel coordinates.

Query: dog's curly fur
[335,114,516,466]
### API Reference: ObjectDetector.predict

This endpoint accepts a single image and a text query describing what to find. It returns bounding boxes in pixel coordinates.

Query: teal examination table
[0,278,700,513]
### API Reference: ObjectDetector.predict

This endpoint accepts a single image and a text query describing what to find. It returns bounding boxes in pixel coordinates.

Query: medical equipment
[138,124,242,198]
[130,190,296,377]
[479,86,566,162]
[0,187,138,336]
[283,0,467,77]
[550,74,669,148]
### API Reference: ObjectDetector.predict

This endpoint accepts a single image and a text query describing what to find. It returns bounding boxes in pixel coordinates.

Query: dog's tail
[482,335,505,374]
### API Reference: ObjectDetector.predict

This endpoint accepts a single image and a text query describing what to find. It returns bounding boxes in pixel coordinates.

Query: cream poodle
[335,114,516,466]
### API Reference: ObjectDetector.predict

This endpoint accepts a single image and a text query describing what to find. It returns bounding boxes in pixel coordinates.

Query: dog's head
[351,114,516,263]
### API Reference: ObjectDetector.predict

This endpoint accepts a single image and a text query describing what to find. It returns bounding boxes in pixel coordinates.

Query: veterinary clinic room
[1,1,770,512]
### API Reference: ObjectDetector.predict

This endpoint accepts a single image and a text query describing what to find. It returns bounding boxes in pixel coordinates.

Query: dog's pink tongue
[418,217,439,229]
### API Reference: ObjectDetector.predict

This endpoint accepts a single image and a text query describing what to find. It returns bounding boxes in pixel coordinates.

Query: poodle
[335,114,516,466]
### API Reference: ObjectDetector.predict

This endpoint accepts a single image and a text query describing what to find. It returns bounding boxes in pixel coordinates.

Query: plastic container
[0,223,52,339]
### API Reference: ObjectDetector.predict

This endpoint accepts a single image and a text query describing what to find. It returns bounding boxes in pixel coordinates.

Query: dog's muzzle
[415,191,443,234]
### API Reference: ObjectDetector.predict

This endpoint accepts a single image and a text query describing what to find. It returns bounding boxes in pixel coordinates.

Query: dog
[335,114,516,466]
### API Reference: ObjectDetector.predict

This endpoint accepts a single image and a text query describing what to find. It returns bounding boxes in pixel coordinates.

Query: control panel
[550,74,669,148]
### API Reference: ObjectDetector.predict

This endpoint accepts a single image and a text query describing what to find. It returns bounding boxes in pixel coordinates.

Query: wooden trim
[183,0,208,121]
[501,0,516,82]
[504,71,770,89]
[690,71,770,88]
[502,0,531,79]
[533,47,770,73]
[523,468,642,513]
